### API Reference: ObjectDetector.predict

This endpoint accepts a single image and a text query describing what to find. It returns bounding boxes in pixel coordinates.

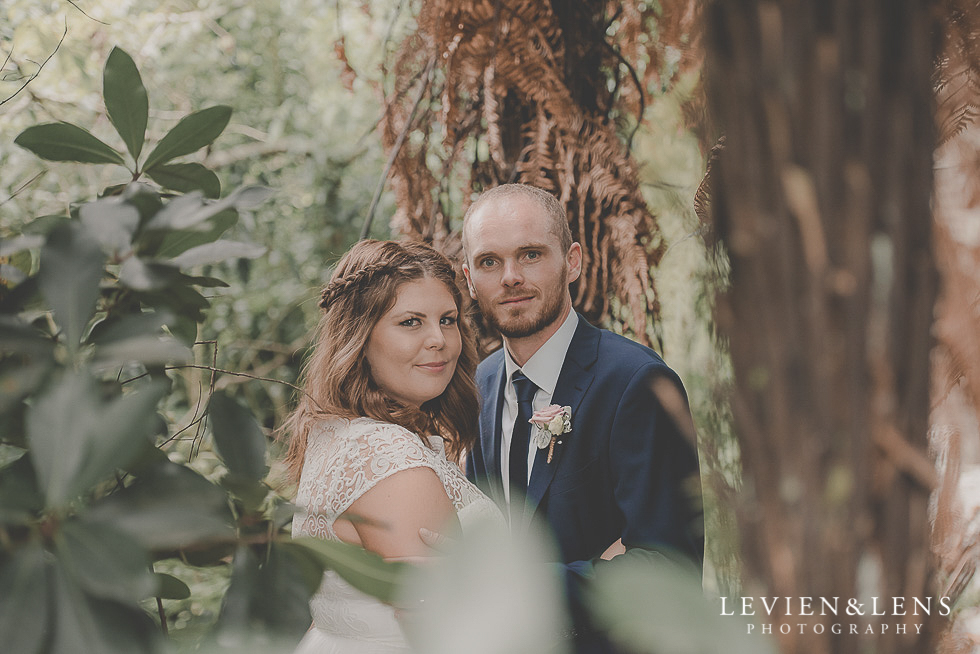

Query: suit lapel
[522,317,599,526]
[480,358,507,505]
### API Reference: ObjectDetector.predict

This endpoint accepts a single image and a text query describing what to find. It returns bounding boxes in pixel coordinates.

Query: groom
[460,184,703,650]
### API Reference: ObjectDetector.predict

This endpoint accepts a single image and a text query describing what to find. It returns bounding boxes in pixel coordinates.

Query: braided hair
[281,239,478,480]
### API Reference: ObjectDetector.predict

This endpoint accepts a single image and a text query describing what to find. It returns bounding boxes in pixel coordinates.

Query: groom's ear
[461,263,477,300]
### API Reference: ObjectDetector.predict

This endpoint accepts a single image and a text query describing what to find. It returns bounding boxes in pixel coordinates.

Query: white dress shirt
[500,309,579,505]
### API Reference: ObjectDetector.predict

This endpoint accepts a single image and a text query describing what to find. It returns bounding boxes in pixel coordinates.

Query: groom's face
[462,195,581,339]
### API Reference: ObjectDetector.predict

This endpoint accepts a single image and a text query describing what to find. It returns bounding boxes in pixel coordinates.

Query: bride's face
[364,276,462,407]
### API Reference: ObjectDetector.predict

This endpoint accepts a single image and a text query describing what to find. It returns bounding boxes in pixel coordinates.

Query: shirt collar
[502,310,579,395]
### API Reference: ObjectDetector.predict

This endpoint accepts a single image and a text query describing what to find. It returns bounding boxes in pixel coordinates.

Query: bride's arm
[344,467,461,559]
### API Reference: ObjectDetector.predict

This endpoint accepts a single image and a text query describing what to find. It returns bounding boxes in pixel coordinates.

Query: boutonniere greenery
[529,404,572,463]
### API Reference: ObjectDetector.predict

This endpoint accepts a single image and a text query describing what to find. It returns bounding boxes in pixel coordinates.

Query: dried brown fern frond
[377,0,702,343]
[936,0,980,143]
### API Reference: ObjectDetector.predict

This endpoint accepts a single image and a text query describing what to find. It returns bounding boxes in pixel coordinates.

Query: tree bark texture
[704,2,942,653]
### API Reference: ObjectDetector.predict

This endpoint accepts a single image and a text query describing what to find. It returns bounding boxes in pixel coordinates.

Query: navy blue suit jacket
[467,315,703,643]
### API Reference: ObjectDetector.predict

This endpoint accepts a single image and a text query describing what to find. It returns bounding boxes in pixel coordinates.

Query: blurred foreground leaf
[0,543,49,654]
[216,544,314,646]
[56,519,156,603]
[588,550,771,654]
[209,391,268,482]
[49,559,160,654]
[27,372,166,507]
[291,536,408,605]
[39,223,104,356]
[86,460,234,550]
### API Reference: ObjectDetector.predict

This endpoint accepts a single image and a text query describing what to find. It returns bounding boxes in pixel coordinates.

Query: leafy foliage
[0,47,404,653]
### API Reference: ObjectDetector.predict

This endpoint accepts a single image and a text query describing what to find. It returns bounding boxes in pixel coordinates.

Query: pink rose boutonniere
[529,404,572,463]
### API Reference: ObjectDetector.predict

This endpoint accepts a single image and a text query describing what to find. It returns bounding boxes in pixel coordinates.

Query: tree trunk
[704,2,942,652]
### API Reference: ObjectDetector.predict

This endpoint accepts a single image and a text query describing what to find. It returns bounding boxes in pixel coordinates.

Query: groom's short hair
[461,184,573,257]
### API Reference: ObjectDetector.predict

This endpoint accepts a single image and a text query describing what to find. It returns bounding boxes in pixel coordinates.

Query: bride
[282,239,502,653]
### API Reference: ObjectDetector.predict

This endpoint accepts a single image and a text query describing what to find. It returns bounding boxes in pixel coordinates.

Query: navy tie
[509,370,538,518]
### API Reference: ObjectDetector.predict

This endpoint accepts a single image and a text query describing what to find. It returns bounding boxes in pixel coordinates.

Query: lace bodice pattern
[291,416,502,653]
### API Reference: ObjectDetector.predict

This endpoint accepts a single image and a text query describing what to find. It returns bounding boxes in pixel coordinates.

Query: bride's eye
[399,317,421,327]
[440,316,458,326]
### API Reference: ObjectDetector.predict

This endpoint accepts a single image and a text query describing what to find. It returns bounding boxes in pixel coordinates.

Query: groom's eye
[479,257,496,268]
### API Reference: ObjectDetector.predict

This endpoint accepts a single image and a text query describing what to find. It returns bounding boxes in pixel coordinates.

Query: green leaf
[150,209,238,259]
[167,315,199,346]
[121,182,163,226]
[142,193,208,232]
[0,234,44,258]
[588,551,766,654]
[39,223,104,356]
[209,391,268,482]
[22,214,69,236]
[15,123,126,165]
[0,444,27,470]
[146,162,220,198]
[290,536,408,604]
[118,257,179,291]
[181,274,230,288]
[0,315,55,357]
[153,572,190,600]
[0,456,44,524]
[85,461,234,549]
[0,360,51,417]
[78,197,140,256]
[219,473,270,511]
[145,186,270,234]
[56,519,155,603]
[142,105,232,171]
[49,560,159,654]
[138,283,211,322]
[0,318,55,413]
[217,544,314,643]
[171,239,266,268]
[93,334,192,369]
[103,47,148,161]
[89,311,174,345]
[0,543,50,654]
[27,372,167,507]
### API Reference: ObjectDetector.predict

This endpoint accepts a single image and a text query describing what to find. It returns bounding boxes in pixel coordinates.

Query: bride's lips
[416,361,450,373]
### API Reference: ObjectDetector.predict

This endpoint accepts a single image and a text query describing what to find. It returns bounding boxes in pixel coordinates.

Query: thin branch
[1,45,12,75]
[192,341,219,460]
[122,363,321,409]
[0,170,47,208]
[604,39,646,151]
[360,55,436,240]
[65,0,109,25]
[0,21,67,107]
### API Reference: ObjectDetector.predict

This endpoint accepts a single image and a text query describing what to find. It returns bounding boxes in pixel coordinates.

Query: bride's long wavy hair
[281,239,479,480]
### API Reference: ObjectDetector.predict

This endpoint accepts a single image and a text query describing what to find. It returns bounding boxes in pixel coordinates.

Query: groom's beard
[477,265,568,339]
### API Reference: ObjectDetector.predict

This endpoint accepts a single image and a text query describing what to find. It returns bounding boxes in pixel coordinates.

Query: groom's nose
[501,259,524,287]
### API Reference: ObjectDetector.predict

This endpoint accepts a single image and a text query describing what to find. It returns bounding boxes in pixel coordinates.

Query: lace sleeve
[292,418,439,540]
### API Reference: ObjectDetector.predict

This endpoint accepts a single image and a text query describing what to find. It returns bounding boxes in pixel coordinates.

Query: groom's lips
[500,295,534,305]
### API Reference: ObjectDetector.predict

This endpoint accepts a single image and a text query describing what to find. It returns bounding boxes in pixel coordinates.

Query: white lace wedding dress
[291,416,503,653]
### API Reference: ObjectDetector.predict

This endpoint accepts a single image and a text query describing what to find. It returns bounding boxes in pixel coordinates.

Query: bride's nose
[423,324,446,349]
